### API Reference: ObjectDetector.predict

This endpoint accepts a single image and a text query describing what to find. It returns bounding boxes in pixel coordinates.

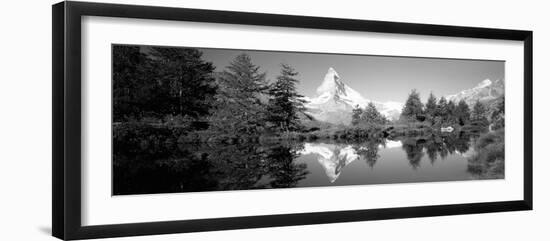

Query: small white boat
[441,126,454,133]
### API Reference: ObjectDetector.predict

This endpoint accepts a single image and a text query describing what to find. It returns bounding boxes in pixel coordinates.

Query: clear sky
[166,46,504,103]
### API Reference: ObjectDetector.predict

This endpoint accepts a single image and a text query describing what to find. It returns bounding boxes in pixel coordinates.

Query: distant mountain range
[303,67,504,125]
[446,78,505,106]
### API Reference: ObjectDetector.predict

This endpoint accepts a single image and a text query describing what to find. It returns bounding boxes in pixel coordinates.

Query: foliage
[112,45,217,122]
[490,96,505,130]
[400,89,424,121]
[112,45,150,121]
[425,92,438,120]
[148,47,218,118]
[455,100,471,126]
[433,97,448,124]
[471,100,489,127]
[351,105,363,126]
[351,102,387,127]
[208,53,269,136]
[112,123,188,159]
[467,129,505,179]
[266,64,309,132]
[446,100,457,123]
[113,46,502,145]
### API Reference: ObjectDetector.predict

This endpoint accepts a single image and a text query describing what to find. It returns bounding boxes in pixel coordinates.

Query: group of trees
[208,54,308,138]
[399,89,492,127]
[351,103,388,126]
[113,45,308,141]
[114,45,505,143]
[113,46,217,123]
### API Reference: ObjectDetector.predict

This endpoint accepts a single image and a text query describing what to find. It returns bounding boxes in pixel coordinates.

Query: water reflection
[113,132,502,195]
[113,142,309,195]
[299,143,360,183]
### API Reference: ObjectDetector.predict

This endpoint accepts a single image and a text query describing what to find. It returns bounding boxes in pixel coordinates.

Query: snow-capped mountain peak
[317,67,345,95]
[304,67,402,124]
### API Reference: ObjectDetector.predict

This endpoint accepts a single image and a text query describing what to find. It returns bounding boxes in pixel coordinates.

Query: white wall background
[0,0,547,240]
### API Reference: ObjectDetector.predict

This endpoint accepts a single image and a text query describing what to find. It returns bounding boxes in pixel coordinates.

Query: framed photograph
[52,1,533,240]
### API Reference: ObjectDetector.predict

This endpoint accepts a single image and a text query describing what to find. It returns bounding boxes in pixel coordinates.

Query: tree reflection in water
[265,144,309,188]
[398,132,473,169]
[113,131,504,195]
[113,141,309,195]
[352,138,386,169]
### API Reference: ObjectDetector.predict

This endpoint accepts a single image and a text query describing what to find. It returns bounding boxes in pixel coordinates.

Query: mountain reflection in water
[299,140,402,183]
[113,134,501,195]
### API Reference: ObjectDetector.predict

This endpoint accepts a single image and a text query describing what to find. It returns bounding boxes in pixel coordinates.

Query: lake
[113,133,500,195]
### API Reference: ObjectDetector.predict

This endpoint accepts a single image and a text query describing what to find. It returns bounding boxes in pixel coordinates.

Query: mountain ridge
[446,78,504,106]
[303,67,504,125]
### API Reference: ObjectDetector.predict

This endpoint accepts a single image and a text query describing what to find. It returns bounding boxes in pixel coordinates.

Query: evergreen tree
[266,64,308,132]
[351,105,363,126]
[209,53,269,136]
[149,47,217,120]
[112,46,217,123]
[490,96,505,130]
[400,89,424,121]
[361,102,387,125]
[425,92,438,119]
[434,97,448,124]
[471,100,488,126]
[446,100,457,123]
[112,45,149,121]
[455,100,471,126]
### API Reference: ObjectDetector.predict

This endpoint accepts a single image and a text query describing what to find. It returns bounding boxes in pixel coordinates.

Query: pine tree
[362,102,387,125]
[490,96,505,130]
[446,100,457,123]
[455,100,471,126]
[471,100,488,126]
[434,97,448,122]
[425,92,438,118]
[209,53,268,136]
[149,47,217,120]
[112,45,149,121]
[400,89,424,122]
[351,105,363,126]
[266,64,307,132]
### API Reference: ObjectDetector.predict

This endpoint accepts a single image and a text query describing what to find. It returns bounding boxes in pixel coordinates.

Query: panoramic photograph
[112,44,505,195]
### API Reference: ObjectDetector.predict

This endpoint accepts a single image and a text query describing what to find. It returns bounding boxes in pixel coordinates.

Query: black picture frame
[52,1,533,240]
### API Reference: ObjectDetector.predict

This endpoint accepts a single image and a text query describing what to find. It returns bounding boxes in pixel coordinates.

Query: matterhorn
[303,67,402,125]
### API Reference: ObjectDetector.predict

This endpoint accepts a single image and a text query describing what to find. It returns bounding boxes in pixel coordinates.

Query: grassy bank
[113,120,490,150]
[467,129,505,179]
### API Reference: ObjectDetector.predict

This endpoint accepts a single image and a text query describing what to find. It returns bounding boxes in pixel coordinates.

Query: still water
[113,134,499,195]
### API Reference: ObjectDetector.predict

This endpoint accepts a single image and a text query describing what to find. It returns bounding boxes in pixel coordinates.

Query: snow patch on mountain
[446,79,504,106]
